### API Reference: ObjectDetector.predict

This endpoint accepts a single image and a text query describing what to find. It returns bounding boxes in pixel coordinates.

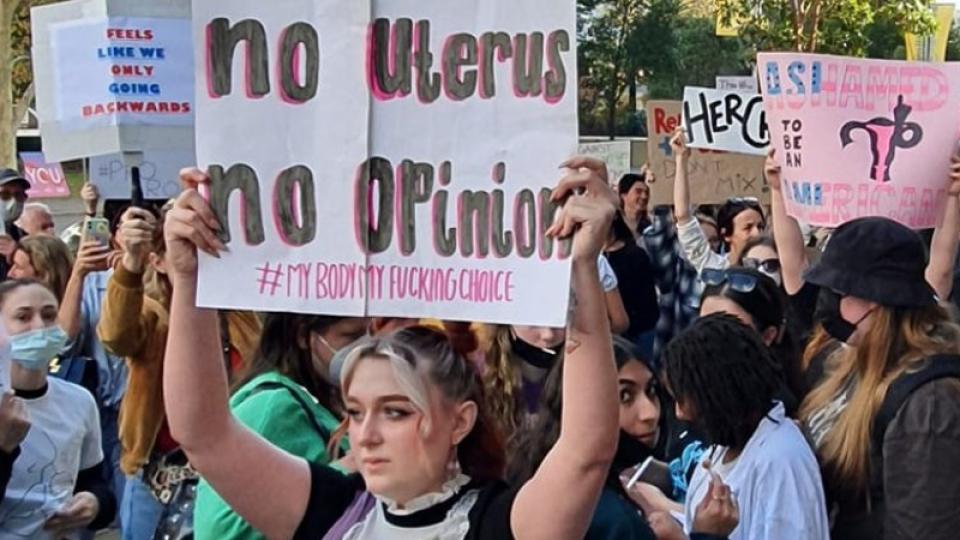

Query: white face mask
[3,198,24,223]
[759,267,783,287]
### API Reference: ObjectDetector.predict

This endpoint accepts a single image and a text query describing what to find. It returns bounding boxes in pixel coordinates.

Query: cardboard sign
[578,140,633,186]
[716,76,758,93]
[682,86,768,156]
[193,0,577,326]
[89,148,192,200]
[759,53,959,228]
[646,100,767,205]
[31,0,193,163]
[19,152,71,198]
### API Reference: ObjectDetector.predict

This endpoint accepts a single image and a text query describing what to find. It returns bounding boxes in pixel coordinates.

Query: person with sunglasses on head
[700,268,800,412]
[193,313,369,540]
[671,131,765,275]
[645,267,800,510]
[798,214,960,540]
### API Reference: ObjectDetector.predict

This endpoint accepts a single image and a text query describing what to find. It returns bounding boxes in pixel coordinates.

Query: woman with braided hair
[651,313,829,540]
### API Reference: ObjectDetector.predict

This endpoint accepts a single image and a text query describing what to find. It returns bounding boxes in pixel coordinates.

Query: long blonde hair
[799,304,960,491]
[482,326,523,439]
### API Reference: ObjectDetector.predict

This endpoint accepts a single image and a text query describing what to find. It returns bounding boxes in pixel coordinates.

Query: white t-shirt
[598,254,618,292]
[0,378,103,540]
[683,402,830,540]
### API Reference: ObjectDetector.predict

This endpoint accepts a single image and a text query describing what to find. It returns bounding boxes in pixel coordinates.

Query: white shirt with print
[0,378,103,540]
[683,402,830,540]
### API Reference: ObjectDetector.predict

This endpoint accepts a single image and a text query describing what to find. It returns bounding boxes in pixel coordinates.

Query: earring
[446,448,462,480]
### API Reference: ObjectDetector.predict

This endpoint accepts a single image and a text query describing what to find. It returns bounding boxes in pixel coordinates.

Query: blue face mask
[10,326,68,371]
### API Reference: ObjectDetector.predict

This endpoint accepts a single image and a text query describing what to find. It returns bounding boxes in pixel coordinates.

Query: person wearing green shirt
[193,313,369,540]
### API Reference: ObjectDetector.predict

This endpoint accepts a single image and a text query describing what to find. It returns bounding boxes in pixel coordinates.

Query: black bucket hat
[804,217,936,308]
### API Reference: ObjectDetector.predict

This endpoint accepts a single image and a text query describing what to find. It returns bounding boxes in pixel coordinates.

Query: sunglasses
[701,268,761,293]
[742,257,781,275]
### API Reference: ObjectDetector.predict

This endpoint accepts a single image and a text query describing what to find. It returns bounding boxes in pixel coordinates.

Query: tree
[578,0,648,138]
[643,15,749,99]
[1,0,58,168]
[717,0,936,57]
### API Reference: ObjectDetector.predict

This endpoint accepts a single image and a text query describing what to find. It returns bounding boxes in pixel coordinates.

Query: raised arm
[672,129,693,225]
[766,150,809,296]
[162,170,309,540]
[511,157,620,540]
[97,208,160,357]
[605,287,630,335]
[925,154,960,301]
[59,241,111,341]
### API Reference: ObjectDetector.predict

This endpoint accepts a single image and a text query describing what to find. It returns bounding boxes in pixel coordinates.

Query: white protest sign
[31,0,194,162]
[578,140,632,185]
[716,75,758,93]
[51,17,193,129]
[90,148,192,200]
[682,86,769,156]
[194,0,578,326]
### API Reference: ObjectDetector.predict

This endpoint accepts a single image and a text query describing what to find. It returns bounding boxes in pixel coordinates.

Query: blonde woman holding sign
[162,159,623,540]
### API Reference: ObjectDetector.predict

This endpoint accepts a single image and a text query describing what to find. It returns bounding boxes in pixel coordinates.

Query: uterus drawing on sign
[840,95,923,183]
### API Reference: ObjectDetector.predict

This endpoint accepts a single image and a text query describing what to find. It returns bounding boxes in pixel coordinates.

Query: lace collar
[378,473,472,526]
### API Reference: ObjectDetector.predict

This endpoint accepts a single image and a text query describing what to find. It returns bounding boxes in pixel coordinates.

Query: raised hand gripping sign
[758,52,960,228]
[194,0,577,326]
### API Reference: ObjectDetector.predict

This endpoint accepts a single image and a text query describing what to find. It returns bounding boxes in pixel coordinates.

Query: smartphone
[621,456,674,496]
[83,217,111,247]
[131,166,144,208]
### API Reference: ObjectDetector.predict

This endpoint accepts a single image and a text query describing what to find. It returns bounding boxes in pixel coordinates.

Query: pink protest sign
[759,53,960,229]
[19,152,71,198]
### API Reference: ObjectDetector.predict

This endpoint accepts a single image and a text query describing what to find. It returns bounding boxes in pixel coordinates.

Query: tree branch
[805,0,823,52]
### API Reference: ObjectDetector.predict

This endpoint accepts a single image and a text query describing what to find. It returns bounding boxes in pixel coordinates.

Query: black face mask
[815,289,857,343]
[612,429,655,473]
[510,334,562,369]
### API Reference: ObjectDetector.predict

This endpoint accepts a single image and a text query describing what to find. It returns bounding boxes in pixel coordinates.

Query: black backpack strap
[244,381,331,441]
[869,354,960,507]
[871,354,960,450]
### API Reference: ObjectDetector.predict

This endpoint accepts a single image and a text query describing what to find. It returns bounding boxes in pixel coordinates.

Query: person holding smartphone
[509,336,738,539]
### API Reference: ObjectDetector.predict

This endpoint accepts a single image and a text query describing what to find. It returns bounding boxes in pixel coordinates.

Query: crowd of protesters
[1,128,959,540]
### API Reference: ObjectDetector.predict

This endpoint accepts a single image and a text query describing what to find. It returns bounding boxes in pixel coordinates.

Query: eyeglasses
[742,257,781,275]
[701,268,760,293]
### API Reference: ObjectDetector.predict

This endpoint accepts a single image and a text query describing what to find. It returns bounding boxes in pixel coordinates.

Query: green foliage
[646,16,748,99]
[578,0,750,135]
[716,0,935,56]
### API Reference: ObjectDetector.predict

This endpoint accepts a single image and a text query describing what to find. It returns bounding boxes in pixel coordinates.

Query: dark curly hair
[662,313,782,450]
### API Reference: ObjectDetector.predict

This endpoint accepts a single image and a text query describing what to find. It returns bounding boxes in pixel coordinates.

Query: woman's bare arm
[162,173,310,540]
